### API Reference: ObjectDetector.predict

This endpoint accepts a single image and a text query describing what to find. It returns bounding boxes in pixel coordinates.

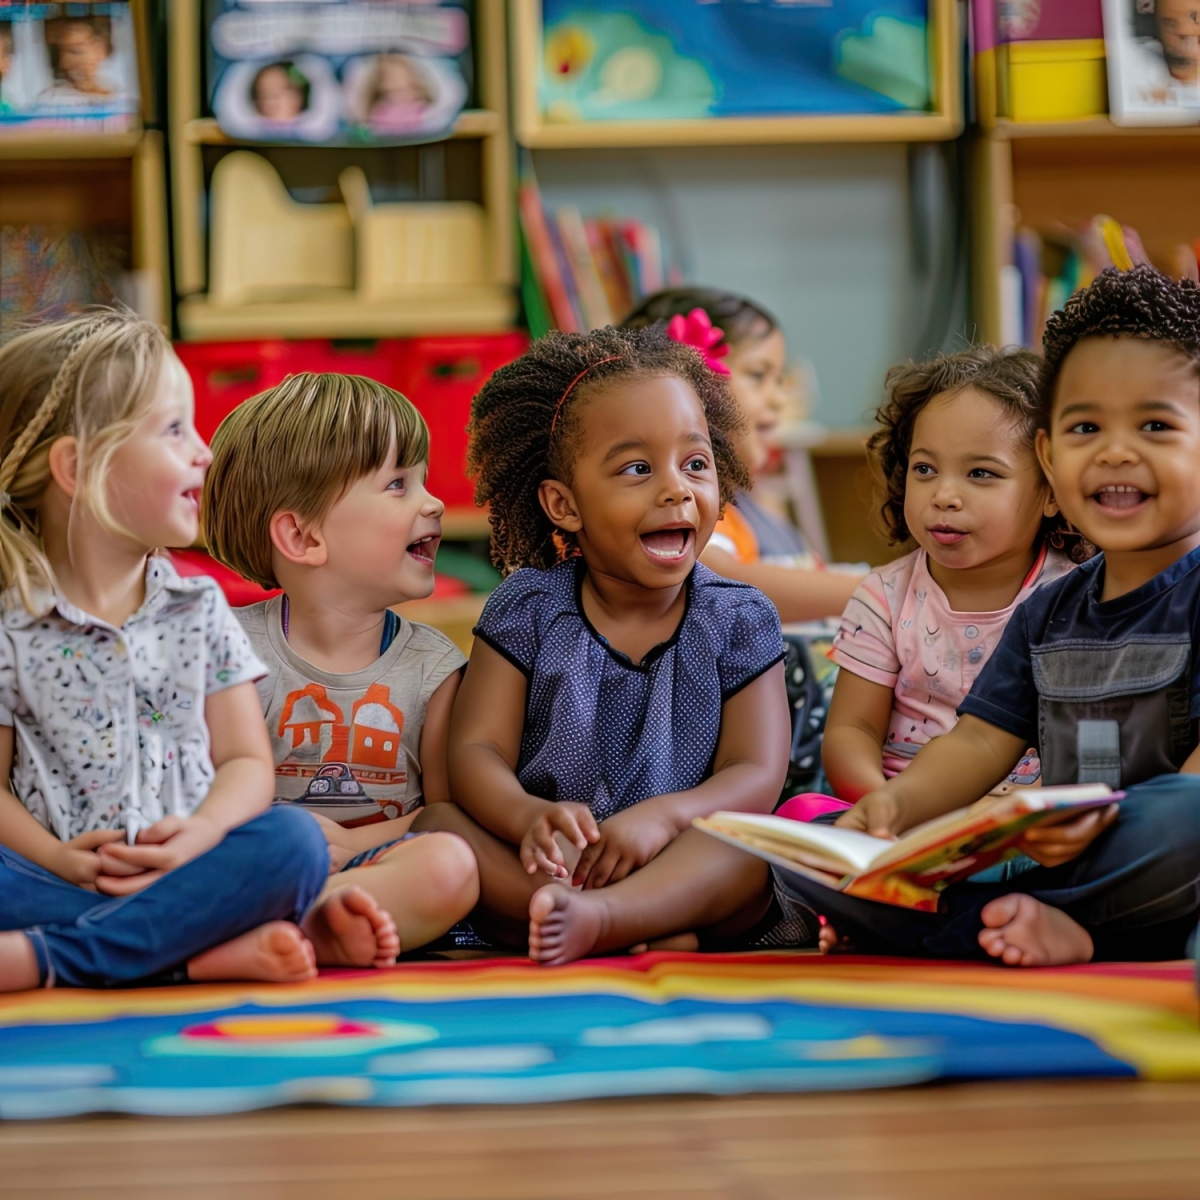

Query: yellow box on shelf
[999,39,1108,124]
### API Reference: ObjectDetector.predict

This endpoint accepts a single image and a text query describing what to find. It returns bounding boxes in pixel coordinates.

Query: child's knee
[246,804,331,882]
[1114,774,1200,861]
[417,832,480,918]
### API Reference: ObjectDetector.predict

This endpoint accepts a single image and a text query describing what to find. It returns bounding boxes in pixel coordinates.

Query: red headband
[549,356,622,436]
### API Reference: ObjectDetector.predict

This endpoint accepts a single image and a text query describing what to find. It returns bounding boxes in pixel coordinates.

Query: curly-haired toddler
[411,325,792,963]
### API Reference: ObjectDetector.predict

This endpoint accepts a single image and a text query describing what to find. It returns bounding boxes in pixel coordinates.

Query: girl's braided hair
[468,325,750,574]
[1040,264,1200,423]
[0,309,180,612]
[869,344,1093,563]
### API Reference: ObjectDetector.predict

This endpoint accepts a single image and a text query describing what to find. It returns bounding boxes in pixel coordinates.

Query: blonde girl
[0,310,397,992]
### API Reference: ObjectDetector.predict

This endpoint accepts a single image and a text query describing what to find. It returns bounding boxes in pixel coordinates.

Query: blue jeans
[775,773,1200,961]
[0,806,329,987]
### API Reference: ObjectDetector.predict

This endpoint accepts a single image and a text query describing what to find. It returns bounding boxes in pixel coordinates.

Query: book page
[697,813,893,875]
[867,784,1114,874]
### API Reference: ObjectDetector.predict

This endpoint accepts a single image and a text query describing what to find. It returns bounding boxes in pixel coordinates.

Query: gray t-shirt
[237,597,465,826]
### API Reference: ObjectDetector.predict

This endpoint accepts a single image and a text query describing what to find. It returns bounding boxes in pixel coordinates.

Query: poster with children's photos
[0,1,140,132]
[1104,0,1200,123]
[207,0,471,145]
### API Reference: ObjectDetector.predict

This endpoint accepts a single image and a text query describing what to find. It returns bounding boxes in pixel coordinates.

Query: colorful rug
[0,953,1196,1118]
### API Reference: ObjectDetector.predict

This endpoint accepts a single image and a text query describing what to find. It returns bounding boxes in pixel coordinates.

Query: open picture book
[694,785,1120,912]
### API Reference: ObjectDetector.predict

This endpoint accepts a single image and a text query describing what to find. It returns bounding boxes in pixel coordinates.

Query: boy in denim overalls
[777,265,1200,966]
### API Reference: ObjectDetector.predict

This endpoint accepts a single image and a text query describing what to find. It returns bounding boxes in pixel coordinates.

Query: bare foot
[188,922,317,984]
[528,884,611,966]
[978,894,1093,967]
[818,922,839,954]
[301,886,400,969]
[0,932,42,992]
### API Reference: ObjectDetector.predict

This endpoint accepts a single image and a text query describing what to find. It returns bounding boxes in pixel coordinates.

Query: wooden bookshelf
[182,110,503,145]
[510,0,962,148]
[167,0,518,340]
[177,288,517,341]
[0,0,169,329]
[971,126,1200,346]
[989,117,1200,140]
[0,130,144,160]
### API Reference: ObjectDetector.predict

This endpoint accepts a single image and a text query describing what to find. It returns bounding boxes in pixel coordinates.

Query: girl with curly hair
[777,265,1200,968]
[410,325,792,963]
[815,345,1083,815]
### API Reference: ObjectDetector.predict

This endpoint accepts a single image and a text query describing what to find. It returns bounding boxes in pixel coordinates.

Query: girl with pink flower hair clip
[624,288,864,622]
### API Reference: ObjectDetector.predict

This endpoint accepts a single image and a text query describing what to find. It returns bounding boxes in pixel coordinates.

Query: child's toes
[980,894,1022,929]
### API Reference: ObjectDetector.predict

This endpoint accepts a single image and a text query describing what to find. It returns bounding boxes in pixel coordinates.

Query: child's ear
[1034,428,1054,483]
[538,479,583,533]
[269,510,327,568]
[1043,489,1060,519]
[46,436,79,499]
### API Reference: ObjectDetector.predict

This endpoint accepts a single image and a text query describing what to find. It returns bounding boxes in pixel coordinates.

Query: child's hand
[94,814,224,895]
[835,790,902,839]
[57,829,127,890]
[520,802,600,879]
[1016,804,1119,868]
[573,804,677,890]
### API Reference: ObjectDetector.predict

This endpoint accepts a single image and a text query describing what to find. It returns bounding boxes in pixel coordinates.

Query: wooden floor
[3,1081,1200,1199]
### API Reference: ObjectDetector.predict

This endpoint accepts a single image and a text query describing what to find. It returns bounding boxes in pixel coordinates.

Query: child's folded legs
[7,805,329,988]
[775,772,1200,963]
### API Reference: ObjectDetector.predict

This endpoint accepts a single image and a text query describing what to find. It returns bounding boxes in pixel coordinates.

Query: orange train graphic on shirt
[274,682,410,826]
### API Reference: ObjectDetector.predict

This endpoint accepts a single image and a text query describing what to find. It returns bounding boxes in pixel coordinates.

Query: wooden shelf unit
[510,0,963,148]
[971,126,1200,346]
[182,110,503,146]
[0,0,169,329]
[167,0,517,341]
[0,130,144,160]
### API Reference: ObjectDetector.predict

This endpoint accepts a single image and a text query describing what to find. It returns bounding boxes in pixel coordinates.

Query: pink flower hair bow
[665,308,731,375]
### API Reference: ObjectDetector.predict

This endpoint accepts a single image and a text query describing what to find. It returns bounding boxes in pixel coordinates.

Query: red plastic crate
[177,333,529,508]
[388,333,528,507]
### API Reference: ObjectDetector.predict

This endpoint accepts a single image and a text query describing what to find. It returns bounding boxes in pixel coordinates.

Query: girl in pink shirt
[784,346,1090,822]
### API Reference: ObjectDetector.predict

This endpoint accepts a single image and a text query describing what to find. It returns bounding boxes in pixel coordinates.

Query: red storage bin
[388,332,528,507]
[177,333,528,509]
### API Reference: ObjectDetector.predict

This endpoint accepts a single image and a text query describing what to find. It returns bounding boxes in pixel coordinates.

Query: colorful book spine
[556,205,614,331]
[516,165,580,333]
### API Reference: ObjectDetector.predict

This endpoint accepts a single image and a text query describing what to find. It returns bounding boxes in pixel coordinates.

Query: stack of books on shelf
[518,161,674,336]
[1004,215,1200,349]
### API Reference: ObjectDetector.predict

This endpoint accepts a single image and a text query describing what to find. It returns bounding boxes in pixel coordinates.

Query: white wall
[533,142,967,430]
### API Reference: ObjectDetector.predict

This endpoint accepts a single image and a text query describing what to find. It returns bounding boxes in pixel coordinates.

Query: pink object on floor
[775,793,853,823]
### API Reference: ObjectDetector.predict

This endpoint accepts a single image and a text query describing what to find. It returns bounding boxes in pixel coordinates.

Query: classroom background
[2,5,1200,1193]
[7,0,1198,653]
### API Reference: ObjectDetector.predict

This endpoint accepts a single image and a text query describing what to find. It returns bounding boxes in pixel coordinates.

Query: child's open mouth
[1091,484,1150,514]
[928,525,967,545]
[407,534,440,565]
[640,526,694,562]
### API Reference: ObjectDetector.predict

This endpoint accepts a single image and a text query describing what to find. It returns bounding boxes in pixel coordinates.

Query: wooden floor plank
[3,1081,1200,1199]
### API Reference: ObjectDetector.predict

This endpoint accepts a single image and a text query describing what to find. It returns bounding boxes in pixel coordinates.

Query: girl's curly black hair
[1040,264,1200,424]
[869,345,1093,563]
[468,325,750,574]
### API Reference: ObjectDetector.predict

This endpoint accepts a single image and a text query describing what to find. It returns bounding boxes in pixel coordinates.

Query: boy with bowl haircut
[203,373,478,955]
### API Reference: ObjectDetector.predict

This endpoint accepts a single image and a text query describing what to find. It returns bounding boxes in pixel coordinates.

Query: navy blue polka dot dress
[473,559,785,821]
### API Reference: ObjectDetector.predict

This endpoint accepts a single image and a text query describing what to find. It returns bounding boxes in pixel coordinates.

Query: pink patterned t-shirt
[828,545,1074,779]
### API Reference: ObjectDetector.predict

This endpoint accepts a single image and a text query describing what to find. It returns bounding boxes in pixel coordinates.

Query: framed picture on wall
[1104,0,1200,123]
